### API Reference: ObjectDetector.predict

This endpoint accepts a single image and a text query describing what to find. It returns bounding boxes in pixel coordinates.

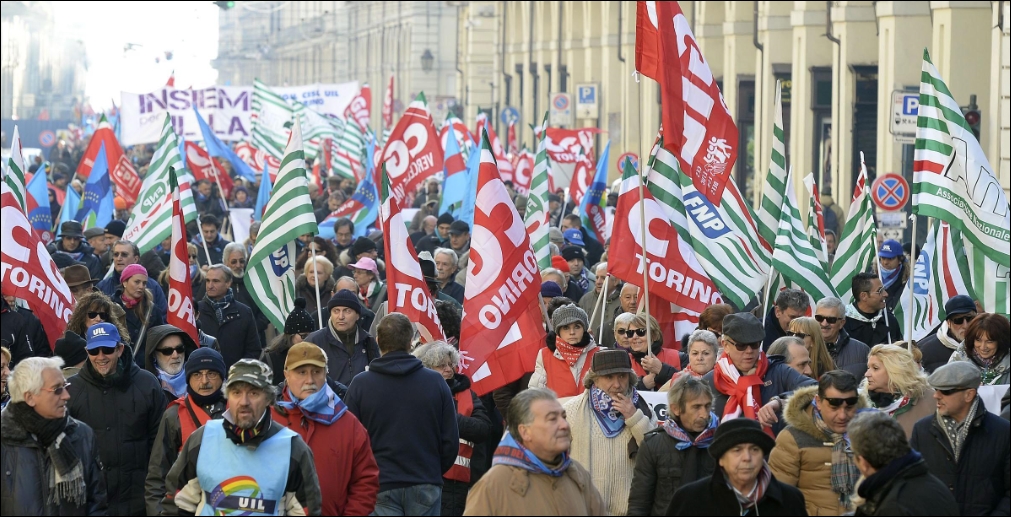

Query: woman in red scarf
[113,264,165,364]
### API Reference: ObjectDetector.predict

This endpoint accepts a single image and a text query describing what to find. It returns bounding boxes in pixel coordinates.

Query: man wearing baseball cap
[918,295,979,373]
[162,359,322,516]
[145,347,228,515]
[877,239,908,311]
[272,343,379,515]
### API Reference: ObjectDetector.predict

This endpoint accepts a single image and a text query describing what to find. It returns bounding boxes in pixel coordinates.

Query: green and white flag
[251,79,293,161]
[964,239,1010,317]
[244,118,318,330]
[122,114,197,255]
[4,126,27,213]
[771,169,837,302]
[830,152,878,304]
[803,173,829,271]
[756,80,788,247]
[913,49,1009,268]
[524,112,552,269]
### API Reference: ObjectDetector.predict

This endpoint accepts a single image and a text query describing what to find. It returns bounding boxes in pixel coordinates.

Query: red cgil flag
[345,85,372,130]
[510,151,534,196]
[635,1,662,81]
[475,113,514,183]
[184,141,233,199]
[1,182,73,351]
[380,93,444,208]
[77,115,142,207]
[567,150,595,211]
[166,168,198,344]
[459,132,545,396]
[382,75,394,129]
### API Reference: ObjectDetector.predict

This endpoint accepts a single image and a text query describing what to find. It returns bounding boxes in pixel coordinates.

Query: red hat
[551,255,569,272]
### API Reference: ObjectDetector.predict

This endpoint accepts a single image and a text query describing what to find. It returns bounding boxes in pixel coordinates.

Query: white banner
[120,82,359,146]
[229,208,254,245]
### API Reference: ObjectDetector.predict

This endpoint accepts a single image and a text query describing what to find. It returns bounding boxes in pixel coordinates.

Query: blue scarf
[157,368,187,398]
[589,385,638,438]
[204,288,234,324]
[492,431,572,477]
[663,412,718,450]
[276,384,347,425]
[880,264,902,289]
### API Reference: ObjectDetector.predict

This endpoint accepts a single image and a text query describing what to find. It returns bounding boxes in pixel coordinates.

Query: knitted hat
[561,246,585,263]
[104,220,126,238]
[54,331,88,367]
[351,236,377,258]
[708,418,776,460]
[327,289,361,315]
[551,255,570,272]
[540,281,563,298]
[185,347,227,381]
[121,264,148,283]
[437,213,455,226]
[551,304,589,334]
[284,298,318,335]
[548,227,565,244]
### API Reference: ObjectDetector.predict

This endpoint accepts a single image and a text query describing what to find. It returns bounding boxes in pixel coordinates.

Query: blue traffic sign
[578,85,597,105]
[500,106,520,125]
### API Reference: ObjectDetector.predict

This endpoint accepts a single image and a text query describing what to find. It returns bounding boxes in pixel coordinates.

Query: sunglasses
[937,388,968,397]
[949,314,977,325]
[112,252,133,258]
[823,396,860,409]
[189,254,198,260]
[723,338,761,352]
[622,328,647,338]
[87,311,108,321]
[815,315,841,325]
[787,331,809,340]
[41,382,71,396]
[87,345,119,356]
[156,345,186,356]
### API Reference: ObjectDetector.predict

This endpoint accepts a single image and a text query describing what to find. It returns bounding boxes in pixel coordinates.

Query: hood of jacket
[784,385,870,438]
[367,350,425,377]
[144,324,199,374]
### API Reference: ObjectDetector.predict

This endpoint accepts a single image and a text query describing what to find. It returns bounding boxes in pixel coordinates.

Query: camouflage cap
[224,359,273,391]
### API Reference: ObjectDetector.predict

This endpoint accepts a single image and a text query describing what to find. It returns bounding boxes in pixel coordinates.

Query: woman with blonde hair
[862,343,935,437]
[787,316,835,379]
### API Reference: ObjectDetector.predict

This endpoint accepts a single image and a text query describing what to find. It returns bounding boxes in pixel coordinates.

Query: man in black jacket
[53,221,104,281]
[848,411,958,516]
[816,297,870,379]
[197,265,262,369]
[0,297,51,367]
[844,272,902,347]
[910,361,1011,516]
[67,322,166,516]
[919,295,977,374]
[195,214,231,267]
[304,289,380,386]
[762,289,809,351]
[345,313,459,517]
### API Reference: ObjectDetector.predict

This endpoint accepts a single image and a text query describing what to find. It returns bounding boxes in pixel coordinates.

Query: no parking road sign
[871,173,910,211]
[549,92,573,126]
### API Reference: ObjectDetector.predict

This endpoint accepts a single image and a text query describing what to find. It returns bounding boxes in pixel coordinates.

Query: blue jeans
[371,484,442,516]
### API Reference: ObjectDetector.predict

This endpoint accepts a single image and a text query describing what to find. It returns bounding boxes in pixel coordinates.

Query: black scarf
[203,289,235,324]
[187,385,225,407]
[9,402,86,506]
[868,390,898,408]
[222,408,271,445]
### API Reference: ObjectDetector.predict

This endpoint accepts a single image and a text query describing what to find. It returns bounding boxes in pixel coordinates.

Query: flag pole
[763,269,776,328]
[588,270,608,341]
[633,68,653,358]
[310,246,324,329]
[598,273,610,344]
[196,213,214,267]
[905,214,918,343]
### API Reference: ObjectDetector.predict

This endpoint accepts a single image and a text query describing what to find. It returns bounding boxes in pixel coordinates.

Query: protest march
[1,1,1009,516]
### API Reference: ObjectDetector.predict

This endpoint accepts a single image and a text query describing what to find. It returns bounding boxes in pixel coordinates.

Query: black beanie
[285,298,319,335]
[437,213,455,226]
[54,331,88,367]
[351,236,377,258]
[327,289,361,315]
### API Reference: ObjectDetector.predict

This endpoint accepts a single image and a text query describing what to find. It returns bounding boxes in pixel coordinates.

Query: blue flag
[75,143,114,229]
[439,130,469,217]
[457,133,483,227]
[25,168,52,238]
[193,106,257,182]
[579,141,610,242]
[254,162,272,222]
[60,185,81,228]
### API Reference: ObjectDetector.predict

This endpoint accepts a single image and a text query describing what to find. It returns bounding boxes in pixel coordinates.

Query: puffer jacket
[1,410,108,516]
[529,332,600,398]
[769,385,870,515]
[626,424,717,516]
[66,347,167,516]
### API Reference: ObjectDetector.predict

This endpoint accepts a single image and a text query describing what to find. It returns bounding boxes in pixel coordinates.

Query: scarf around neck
[120,291,141,309]
[880,264,902,289]
[9,402,86,507]
[277,383,347,426]
[663,412,718,450]
[204,288,234,324]
[492,431,572,477]
[589,385,638,438]
[938,397,979,462]
[157,367,187,398]
[846,304,884,328]
[222,406,271,445]
[554,336,588,368]
[812,402,859,510]
[712,352,769,425]
[726,463,773,510]
[937,320,961,351]
[359,281,381,308]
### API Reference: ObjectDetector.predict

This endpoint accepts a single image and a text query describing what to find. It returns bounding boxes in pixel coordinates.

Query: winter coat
[161,417,322,516]
[627,425,717,516]
[462,462,604,516]
[303,325,380,387]
[702,355,818,422]
[112,288,167,366]
[345,350,460,493]
[844,308,902,347]
[231,280,269,348]
[948,346,1011,386]
[863,384,936,439]
[194,234,231,267]
[563,388,656,516]
[142,324,199,402]
[827,329,870,380]
[768,385,870,516]
[144,396,226,516]
[0,299,52,367]
[66,348,167,516]
[763,307,789,351]
[1,410,108,516]
[665,467,808,516]
[630,340,682,391]
[97,272,168,317]
[272,384,380,516]
[918,322,960,374]
[854,456,959,516]
[441,280,465,305]
[295,274,335,324]
[416,232,449,256]
[529,332,600,398]
[910,402,1011,516]
[55,240,104,281]
[196,297,262,370]
[578,286,622,349]
[443,374,494,517]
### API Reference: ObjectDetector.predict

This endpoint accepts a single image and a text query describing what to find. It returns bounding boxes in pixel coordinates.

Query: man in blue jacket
[345,313,459,517]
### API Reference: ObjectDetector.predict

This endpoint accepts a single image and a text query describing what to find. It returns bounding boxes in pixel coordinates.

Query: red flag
[380,93,444,207]
[166,71,175,87]
[510,151,535,195]
[166,170,198,344]
[184,142,233,199]
[636,291,702,351]
[379,165,446,343]
[656,1,738,204]
[382,76,394,128]
[1,183,73,351]
[345,86,372,130]
[77,118,142,207]
[542,127,604,163]
[439,118,474,155]
[475,114,513,182]
[234,141,281,178]
[635,2,662,80]
[459,134,545,396]
[507,121,518,155]
[567,152,594,210]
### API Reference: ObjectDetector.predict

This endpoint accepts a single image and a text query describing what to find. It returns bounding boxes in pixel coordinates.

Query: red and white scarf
[712,351,769,424]
[555,337,587,368]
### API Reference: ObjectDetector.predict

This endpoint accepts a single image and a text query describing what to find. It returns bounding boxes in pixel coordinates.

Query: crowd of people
[1,147,1009,517]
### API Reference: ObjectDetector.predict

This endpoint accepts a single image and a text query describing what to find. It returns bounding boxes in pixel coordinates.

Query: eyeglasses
[112,252,133,258]
[724,338,761,352]
[156,345,186,356]
[87,311,108,321]
[229,259,247,265]
[949,314,977,325]
[189,254,198,260]
[622,328,647,338]
[87,345,119,356]
[937,388,968,397]
[191,371,222,381]
[814,315,841,325]
[40,382,71,396]
[787,331,809,340]
[823,396,860,409]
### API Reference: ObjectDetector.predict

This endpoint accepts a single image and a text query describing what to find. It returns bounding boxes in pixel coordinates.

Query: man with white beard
[142,325,200,401]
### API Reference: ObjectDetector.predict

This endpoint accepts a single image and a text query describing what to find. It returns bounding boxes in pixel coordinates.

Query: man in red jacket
[272,342,380,515]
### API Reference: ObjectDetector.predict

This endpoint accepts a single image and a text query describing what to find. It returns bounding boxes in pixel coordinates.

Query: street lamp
[421,49,434,72]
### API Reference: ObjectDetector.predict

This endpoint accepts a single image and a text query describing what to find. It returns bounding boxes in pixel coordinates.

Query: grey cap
[928,361,981,391]
[548,227,565,244]
[722,313,765,344]
[551,304,589,335]
[83,227,105,240]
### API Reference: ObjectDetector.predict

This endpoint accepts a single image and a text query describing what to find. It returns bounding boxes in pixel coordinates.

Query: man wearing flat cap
[83,226,112,270]
[667,418,807,515]
[703,313,816,432]
[563,349,656,515]
[918,295,978,374]
[910,361,1011,516]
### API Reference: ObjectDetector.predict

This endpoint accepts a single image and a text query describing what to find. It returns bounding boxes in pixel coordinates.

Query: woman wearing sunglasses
[787,317,836,379]
[66,291,132,349]
[861,344,934,438]
[622,314,682,391]
[948,313,1010,386]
